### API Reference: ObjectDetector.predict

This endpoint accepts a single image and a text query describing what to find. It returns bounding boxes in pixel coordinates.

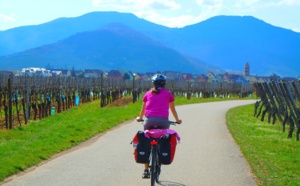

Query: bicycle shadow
[158,180,187,186]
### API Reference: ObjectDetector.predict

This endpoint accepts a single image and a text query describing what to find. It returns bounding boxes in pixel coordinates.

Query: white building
[20,67,52,77]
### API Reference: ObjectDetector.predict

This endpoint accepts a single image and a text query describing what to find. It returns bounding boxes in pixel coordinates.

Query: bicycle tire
[155,147,161,183]
[155,162,161,183]
[150,146,157,186]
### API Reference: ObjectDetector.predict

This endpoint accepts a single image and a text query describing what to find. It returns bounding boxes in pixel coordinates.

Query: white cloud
[134,10,162,23]
[91,0,182,26]
[92,0,181,10]
[272,0,300,6]
[127,1,224,27]
[92,0,110,6]
[196,0,223,6]
[291,28,299,32]
[234,0,300,9]
[149,0,181,10]
[134,10,199,28]
[0,13,16,22]
[168,15,201,27]
[92,0,132,11]
[234,0,260,7]
[192,0,224,23]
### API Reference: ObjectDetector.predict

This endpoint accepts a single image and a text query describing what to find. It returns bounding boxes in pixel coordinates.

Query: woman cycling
[136,74,182,178]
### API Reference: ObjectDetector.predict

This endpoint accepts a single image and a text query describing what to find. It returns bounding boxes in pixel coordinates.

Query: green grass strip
[227,104,300,186]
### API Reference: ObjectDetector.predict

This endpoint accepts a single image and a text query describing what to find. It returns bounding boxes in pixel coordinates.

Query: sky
[0,0,300,33]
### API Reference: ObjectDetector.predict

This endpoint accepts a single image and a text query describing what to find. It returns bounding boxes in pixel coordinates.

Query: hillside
[0,11,170,56]
[155,16,300,76]
[0,23,209,73]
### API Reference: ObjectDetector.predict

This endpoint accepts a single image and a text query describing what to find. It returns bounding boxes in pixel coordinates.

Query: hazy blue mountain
[0,11,299,76]
[0,11,170,56]
[149,16,300,77]
[0,23,210,73]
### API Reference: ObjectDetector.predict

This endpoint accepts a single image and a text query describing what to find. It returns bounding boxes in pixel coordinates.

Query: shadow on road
[158,180,187,186]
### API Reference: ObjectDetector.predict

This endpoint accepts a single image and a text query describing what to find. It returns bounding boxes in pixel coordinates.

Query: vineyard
[0,73,254,129]
[254,80,300,141]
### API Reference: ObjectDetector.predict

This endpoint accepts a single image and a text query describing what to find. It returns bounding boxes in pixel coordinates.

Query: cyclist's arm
[169,102,182,124]
[137,102,146,121]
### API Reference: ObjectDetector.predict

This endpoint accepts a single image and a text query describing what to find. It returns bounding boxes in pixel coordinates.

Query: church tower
[244,62,250,76]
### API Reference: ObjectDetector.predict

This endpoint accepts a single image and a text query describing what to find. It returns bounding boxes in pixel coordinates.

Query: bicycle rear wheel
[150,146,157,186]
[155,158,161,183]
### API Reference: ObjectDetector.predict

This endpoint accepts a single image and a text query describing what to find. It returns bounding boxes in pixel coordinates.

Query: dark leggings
[143,117,169,130]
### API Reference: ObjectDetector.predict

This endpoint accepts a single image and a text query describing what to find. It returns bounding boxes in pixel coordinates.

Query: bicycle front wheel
[150,146,157,186]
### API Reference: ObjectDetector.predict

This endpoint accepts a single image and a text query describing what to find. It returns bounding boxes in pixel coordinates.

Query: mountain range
[0,11,299,77]
[0,23,209,73]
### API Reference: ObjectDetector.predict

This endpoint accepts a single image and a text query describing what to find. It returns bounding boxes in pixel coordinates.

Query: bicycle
[138,120,178,186]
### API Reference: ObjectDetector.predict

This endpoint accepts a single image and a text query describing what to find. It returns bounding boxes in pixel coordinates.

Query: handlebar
[169,121,178,125]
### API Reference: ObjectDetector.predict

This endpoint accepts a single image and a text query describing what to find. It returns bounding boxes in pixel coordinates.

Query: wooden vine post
[25,74,30,124]
[8,75,13,129]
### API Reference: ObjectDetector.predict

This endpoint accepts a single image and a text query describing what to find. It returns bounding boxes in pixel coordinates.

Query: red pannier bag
[159,133,178,165]
[132,131,150,164]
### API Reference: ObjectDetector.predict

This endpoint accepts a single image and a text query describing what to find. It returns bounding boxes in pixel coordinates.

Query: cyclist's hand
[176,119,182,124]
[136,117,143,122]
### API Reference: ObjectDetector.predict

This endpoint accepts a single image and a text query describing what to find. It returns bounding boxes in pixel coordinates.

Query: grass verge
[227,104,300,186]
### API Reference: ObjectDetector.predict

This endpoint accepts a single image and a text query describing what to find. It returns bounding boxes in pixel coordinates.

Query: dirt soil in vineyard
[106,97,133,107]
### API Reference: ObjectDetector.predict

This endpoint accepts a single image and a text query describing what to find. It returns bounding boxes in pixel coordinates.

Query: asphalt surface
[2,100,257,186]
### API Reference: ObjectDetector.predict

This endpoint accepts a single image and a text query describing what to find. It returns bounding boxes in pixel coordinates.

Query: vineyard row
[0,74,254,129]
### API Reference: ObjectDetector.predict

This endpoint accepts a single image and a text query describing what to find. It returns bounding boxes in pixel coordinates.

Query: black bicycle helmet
[152,74,166,88]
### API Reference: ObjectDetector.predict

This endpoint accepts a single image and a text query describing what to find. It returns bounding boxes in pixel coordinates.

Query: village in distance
[0,62,298,84]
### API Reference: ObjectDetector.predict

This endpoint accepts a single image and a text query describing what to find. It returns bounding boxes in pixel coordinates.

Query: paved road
[2,100,257,186]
